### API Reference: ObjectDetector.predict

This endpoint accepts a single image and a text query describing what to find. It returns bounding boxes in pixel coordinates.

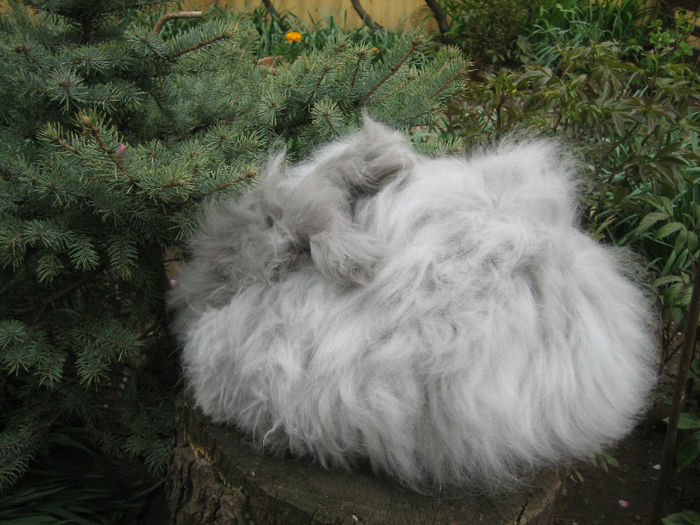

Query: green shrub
[441,40,699,354]
[440,0,544,67]
[0,425,161,523]
[522,0,657,66]
[0,0,469,497]
[244,5,434,65]
[438,0,695,70]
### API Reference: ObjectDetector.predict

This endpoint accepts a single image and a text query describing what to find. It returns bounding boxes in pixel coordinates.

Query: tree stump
[166,397,564,525]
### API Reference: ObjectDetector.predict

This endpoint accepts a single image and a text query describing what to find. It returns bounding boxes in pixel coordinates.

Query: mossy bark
[166,397,564,525]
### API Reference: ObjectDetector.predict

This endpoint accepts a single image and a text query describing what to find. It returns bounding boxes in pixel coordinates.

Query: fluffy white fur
[168,117,657,492]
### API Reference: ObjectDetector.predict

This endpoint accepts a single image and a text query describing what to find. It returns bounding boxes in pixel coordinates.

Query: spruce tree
[0,0,469,490]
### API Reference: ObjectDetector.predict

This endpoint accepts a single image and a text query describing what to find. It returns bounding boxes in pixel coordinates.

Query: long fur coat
[168,117,657,492]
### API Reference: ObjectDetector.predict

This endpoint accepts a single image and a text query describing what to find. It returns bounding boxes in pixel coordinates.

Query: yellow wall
[180,0,439,31]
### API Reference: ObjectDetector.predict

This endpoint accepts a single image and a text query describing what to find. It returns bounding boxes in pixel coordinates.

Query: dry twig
[154,11,205,35]
[350,0,383,32]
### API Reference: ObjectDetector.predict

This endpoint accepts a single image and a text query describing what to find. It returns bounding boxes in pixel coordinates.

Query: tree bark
[261,0,290,31]
[424,0,451,44]
[350,0,384,32]
[166,397,564,524]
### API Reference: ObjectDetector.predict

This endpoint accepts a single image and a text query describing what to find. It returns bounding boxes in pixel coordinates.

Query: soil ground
[554,423,700,524]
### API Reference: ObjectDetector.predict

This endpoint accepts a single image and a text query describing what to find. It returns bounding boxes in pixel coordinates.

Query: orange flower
[285,31,302,43]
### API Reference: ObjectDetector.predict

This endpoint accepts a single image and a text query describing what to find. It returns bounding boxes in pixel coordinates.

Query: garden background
[0,0,698,523]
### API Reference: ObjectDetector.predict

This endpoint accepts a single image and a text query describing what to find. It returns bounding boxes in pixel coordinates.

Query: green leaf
[678,413,700,430]
[612,185,628,205]
[652,275,684,288]
[634,212,668,234]
[687,231,698,252]
[663,510,700,525]
[593,451,619,472]
[677,432,700,471]
[662,413,700,429]
[655,222,685,240]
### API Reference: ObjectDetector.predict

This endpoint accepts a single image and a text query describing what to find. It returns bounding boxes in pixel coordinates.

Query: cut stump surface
[166,398,564,524]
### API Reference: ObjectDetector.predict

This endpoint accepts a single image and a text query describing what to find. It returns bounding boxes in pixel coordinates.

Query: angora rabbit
[168,116,657,492]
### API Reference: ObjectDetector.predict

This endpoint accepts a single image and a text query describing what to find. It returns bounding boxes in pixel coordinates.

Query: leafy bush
[441,39,699,355]
[522,0,657,66]
[437,7,699,518]
[439,0,696,70]
[440,0,544,67]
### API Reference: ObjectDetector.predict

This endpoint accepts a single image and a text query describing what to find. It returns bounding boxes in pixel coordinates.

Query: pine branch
[167,29,236,60]
[0,430,35,490]
[71,324,142,358]
[78,114,137,184]
[7,72,54,98]
[45,132,82,157]
[309,98,344,135]
[0,2,469,491]
[349,49,369,90]
[33,161,92,195]
[192,168,258,201]
[429,62,471,100]
[358,39,420,105]
[12,268,103,318]
[372,73,418,105]
[305,66,332,108]
[135,33,169,59]
[143,147,169,168]
[395,105,442,126]
[15,43,45,69]
[320,112,340,136]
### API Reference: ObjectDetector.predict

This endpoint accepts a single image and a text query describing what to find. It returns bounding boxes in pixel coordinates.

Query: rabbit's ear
[260,145,286,195]
[275,117,415,287]
[343,113,416,192]
[299,114,415,195]
[257,144,288,224]
[280,175,384,287]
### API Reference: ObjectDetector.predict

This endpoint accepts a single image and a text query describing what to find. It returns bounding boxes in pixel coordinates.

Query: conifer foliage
[0,1,469,489]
